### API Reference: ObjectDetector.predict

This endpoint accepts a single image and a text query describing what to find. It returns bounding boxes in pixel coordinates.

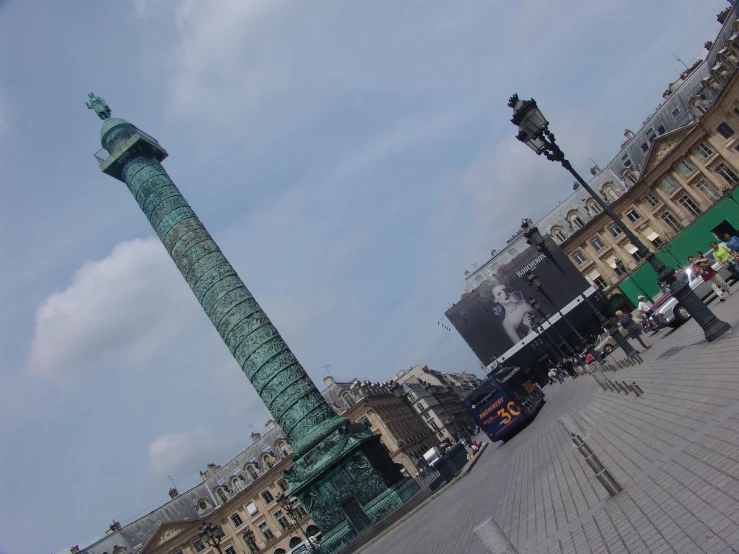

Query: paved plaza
[363,296,739,554]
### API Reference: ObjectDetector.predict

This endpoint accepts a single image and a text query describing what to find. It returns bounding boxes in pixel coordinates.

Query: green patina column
[87,94,416,550]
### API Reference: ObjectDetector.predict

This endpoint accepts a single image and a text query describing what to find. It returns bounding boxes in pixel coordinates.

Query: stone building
[320,377,439,473]
[401,381,476,445]
[389,364,482,399]
[461,4,739,307]
[68,424,318,554]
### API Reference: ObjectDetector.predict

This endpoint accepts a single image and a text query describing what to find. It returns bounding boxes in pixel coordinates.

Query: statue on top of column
[86,92,111,120]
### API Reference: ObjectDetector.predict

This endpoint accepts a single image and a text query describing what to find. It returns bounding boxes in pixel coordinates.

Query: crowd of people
[547,356,579,385]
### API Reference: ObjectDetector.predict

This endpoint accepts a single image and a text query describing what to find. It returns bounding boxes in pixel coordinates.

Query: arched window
[551,227,567,243]
[341,392,355,409]
[197,499,210,513]
[274,549,287,554]
[246,464,259,480]
[262,454,275,469]
[602,185,618,202]
[567,211,585,229]
[216,488,228,504]
[587,201,602,215]
[277,441,291,457]
[289,537,302,548]
[621,168,638,186]
[231,477,244,491]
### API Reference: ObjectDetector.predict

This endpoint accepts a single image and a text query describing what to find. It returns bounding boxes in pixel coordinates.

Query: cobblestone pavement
[363,296,739,554]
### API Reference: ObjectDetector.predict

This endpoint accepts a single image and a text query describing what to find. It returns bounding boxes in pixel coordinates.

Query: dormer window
[341,392,355,410]
[602,185,618,201]
[246,465,259,480]
[216,488,228,504]
[551,227,567,243]
[569,214,585,229]
[587,201,603,215]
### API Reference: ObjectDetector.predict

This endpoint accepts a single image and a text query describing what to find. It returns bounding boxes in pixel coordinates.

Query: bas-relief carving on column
[106,146,347,460]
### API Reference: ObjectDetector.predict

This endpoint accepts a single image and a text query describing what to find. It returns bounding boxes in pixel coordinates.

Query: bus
[463,366,545,442]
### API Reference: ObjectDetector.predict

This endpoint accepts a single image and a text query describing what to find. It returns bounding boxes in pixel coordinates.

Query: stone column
[99,118,345,458]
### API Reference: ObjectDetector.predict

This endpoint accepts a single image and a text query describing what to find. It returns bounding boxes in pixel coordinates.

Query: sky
[0,1,730,552]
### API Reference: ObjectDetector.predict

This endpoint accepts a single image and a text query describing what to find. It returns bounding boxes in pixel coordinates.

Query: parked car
[593,330,618,356]
[654,261,735,327]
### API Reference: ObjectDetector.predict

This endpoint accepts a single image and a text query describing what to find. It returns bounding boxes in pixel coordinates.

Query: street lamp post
[660,242,682,268]
[199,524,224,554]
[509,94,730,342]
[526,272,594,355]
[242,529,259,554]
[275,493,317,552]
[522,222,638,359]
[613,258,654,304]
[722,186,739,207]
[529,297,567,358]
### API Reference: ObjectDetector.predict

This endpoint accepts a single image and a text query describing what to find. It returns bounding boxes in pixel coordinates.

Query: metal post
[630,382,644,396]
[474,517,519,553]
[571,434,622,496]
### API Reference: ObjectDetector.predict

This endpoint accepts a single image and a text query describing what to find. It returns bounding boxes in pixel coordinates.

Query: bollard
[474,517,519,553]
[595,468,622,496]
[571,434,622,497]
[630,382,644,396]
[559,413,587,439]
[618,381,631,394]
[605,380,617,392]
[627,382,642,397]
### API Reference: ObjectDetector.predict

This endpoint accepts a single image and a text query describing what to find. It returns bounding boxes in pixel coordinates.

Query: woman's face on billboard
[492,284,508,304]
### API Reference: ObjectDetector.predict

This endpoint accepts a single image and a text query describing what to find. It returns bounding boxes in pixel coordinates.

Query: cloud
[148,429,217,477]
[28,237,201,378]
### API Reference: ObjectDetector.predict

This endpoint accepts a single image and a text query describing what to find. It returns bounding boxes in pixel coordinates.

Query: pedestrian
[562,356,577,378]
[615,309,652,350]
[548,367,564,384]
[637,295,652,313]
[722,232,739,258]
[711,240,739,280]
[688,255,732,301]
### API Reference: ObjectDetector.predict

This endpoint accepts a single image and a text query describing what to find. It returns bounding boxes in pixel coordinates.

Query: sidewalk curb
[353,444,490,554]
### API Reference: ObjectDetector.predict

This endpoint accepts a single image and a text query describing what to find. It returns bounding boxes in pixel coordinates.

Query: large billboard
[446,237,591,366]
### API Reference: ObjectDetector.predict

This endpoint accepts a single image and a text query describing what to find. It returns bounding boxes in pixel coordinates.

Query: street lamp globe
[509,94,549,152]
[522,222,546,250]
[529,297,541,312]
[526,272,543,291]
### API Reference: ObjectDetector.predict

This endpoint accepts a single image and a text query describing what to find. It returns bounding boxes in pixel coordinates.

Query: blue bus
[463,366,545,442]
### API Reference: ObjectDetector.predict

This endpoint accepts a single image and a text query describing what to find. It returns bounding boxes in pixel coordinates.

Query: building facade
[69,424,318,554]
[389,364,482,399]
[461,4,739,307]
[320,377,439,473]
[401,381,476,445]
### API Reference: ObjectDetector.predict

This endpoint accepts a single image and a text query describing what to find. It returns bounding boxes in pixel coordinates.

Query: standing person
[722,232,739,258]
[548,366,564,384]
[711,240,739,280]
[637,295,652,313]
[615,310,652,350]
[688,255,732,301]
[562,356,577,378]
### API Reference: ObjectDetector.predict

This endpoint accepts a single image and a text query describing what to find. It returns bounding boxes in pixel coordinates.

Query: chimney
[589,164,601,175]
[265,419,277,431]
[323,375,336,387]
[705,40,714,51]
[169,487,179,499]
[250,431,262,442]
[70,547,80,554]
[624,129,634,140]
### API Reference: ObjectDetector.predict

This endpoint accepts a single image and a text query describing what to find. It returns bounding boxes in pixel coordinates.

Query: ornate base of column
[284,424,417,552]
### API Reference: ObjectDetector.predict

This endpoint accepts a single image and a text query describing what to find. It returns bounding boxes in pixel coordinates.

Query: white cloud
[148,429,215,477]
[28,237,201,378]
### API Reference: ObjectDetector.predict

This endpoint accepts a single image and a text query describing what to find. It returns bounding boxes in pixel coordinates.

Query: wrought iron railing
[320,468,443,554]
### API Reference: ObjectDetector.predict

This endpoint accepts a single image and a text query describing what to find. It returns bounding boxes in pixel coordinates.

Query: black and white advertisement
[445,237,591,366]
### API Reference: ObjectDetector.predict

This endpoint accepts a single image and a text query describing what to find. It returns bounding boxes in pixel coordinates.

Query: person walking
[688,255,732,301]
[711,240,739,280]
[616,309,652,350]
[548,366,564,384]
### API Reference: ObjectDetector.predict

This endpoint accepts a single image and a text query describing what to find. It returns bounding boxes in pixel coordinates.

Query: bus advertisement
[463,366,545,442]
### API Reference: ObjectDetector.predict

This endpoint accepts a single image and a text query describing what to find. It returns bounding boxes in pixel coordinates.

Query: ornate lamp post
[242,529,259,554]
[526,273,589,349]
[510,94,730,342]
[199,524,224,554]
[660,242,682,268]
[722,186,739,207]
[529,297,567,358]
[275,493,317,552]
[522,222,638,358]
[613,258,654,304]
